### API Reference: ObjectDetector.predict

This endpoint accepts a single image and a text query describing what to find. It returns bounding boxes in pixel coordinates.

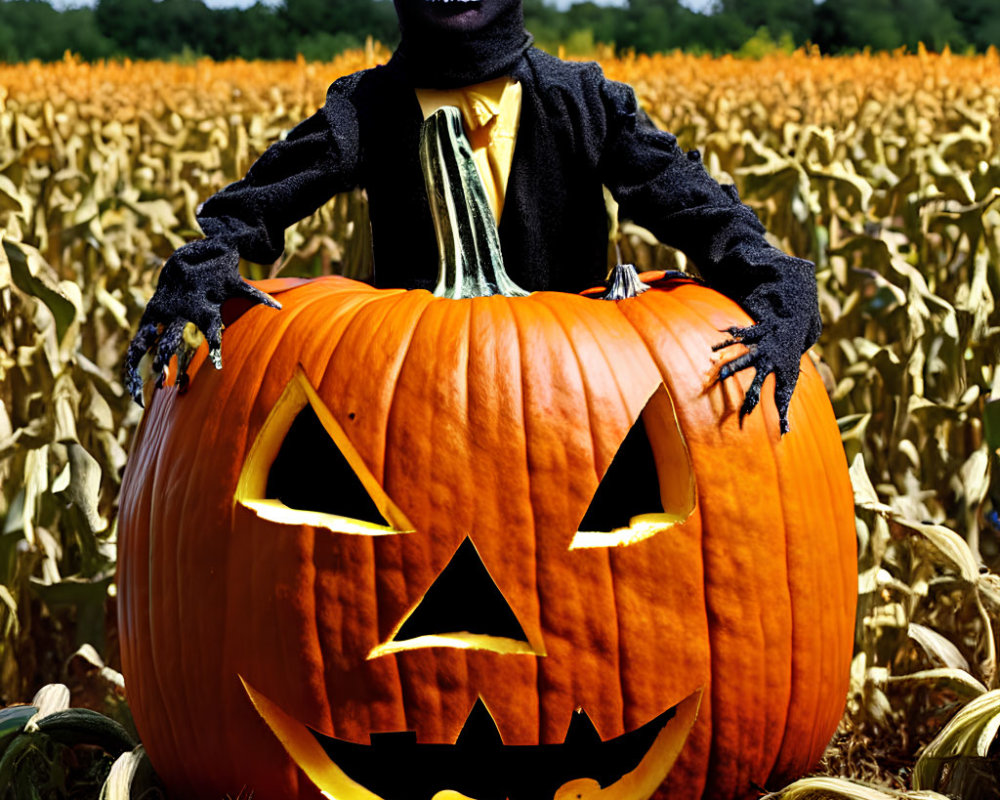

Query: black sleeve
[124,77,363,403]
[193,76,363,266]
[596,76,820,349]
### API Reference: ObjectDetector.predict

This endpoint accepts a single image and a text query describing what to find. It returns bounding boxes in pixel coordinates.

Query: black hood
[390,0,532,88]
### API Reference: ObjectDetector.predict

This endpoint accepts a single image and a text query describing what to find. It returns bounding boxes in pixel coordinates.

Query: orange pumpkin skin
[117,274,856,800]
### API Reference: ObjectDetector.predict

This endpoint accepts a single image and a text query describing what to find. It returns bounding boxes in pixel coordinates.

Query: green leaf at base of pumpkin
[243,677,702,800]
[0,685,146,800]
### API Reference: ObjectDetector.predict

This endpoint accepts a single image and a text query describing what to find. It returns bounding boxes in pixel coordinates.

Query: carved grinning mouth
[244,681,702,800]
[311,699,676,800]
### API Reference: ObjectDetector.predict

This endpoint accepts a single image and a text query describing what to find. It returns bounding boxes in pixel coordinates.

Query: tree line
[0,0,997,63]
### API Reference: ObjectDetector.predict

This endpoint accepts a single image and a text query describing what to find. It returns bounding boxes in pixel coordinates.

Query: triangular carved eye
[571,384,695,549]
[236,370,414,535]
[369,537,544,658]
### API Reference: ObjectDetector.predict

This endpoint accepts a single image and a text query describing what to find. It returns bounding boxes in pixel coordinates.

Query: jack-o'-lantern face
[234,366,700,799]
[118,275,855,800]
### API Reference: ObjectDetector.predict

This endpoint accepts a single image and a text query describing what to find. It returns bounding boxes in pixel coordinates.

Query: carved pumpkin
[118,109,856,800]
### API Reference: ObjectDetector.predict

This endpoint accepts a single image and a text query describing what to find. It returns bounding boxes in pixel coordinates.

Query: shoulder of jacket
[327,68,363,95]
[523,48,605,84]
[520,49,612,107]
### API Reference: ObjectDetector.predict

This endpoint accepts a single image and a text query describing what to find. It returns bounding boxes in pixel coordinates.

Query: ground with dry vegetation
[1,47,999,798]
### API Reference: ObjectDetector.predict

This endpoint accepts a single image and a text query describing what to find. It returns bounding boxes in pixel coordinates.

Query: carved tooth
[563,708,603,748]
[455,697,504,751]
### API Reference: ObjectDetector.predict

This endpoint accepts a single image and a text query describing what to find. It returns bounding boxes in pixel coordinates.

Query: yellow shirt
[416,77,522,222]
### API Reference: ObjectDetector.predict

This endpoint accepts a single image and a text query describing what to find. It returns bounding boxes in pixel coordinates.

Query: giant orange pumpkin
[118,109,856,800]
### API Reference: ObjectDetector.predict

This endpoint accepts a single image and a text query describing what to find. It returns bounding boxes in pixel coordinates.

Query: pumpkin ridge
[751,378,800,786]
[612,282,764,796]
[771,370,853,779]
[469,295,544,745]
[307,530,343,745]
[669,286,795,791]
[804,381,845,767]
[320,288,436,490]
[153,395,213,797]
[528,296,617,509]
[174,318,298,777]
[212,289,350,786]
[603,291,710,789]
[798,375,856,625]
[378,291,442,503]
[270,526,323,796]
[119,406,188,789]
[768,376,827,777]
[517,294,631,742]
[667,288,790,796]
[503,298,565,746]
[779,373,846,775]
[385,295,478,744]
[148,393,215,791]
[286,283,388,391]
[193,284,357,789]
[636,291,738,798]
[536,293,662,486]
[468,299,548,632]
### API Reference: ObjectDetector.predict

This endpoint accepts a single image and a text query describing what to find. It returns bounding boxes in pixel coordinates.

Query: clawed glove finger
[152,319,189,378]
[773,369,796,436]
[124,322,160,405]
[713,322,801,434]
[232,279,282,309]
[123,245,281,405]
[712,325,763,352]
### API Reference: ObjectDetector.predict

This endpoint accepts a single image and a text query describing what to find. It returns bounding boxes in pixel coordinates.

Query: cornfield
[2,45,1000,797]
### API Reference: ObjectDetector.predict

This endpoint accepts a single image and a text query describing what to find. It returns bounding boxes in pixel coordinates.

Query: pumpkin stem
[419,107,530,300]
[598,263,651,301]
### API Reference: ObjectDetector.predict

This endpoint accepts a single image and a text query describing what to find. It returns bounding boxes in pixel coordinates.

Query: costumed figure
[124,0,821,432]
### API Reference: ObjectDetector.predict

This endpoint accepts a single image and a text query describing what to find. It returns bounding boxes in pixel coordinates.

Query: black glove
[124,239,279,405]
[711,255,821,435]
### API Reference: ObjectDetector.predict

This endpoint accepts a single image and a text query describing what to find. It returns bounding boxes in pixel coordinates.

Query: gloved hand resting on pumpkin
[125,0,821,433]
[124,239,279,402]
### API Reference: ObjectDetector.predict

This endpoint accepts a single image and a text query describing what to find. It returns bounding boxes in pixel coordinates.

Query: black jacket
[129,47,820,429]
[192,47,819,313]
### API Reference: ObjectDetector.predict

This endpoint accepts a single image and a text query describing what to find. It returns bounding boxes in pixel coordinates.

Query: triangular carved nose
[369,537,544,658]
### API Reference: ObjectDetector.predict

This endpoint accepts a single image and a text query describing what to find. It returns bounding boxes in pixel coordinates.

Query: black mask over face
[390,0,532,89]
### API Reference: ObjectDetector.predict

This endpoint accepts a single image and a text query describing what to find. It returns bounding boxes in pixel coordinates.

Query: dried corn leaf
[886,667,986,700]
[913,689,1000,796]
[908,624,971,671]
[764,776,950,799]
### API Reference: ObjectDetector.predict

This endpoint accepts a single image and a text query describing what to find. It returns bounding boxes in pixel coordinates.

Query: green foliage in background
[1,0,1000,63]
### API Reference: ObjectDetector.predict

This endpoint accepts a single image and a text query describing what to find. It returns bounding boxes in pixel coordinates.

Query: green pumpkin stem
[598,263,650,301]
[419,107,529,300]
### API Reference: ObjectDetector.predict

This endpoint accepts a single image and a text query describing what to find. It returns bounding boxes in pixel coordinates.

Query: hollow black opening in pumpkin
[265,404,387,526]
[394,537,530,644]
[578,417,663,533]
